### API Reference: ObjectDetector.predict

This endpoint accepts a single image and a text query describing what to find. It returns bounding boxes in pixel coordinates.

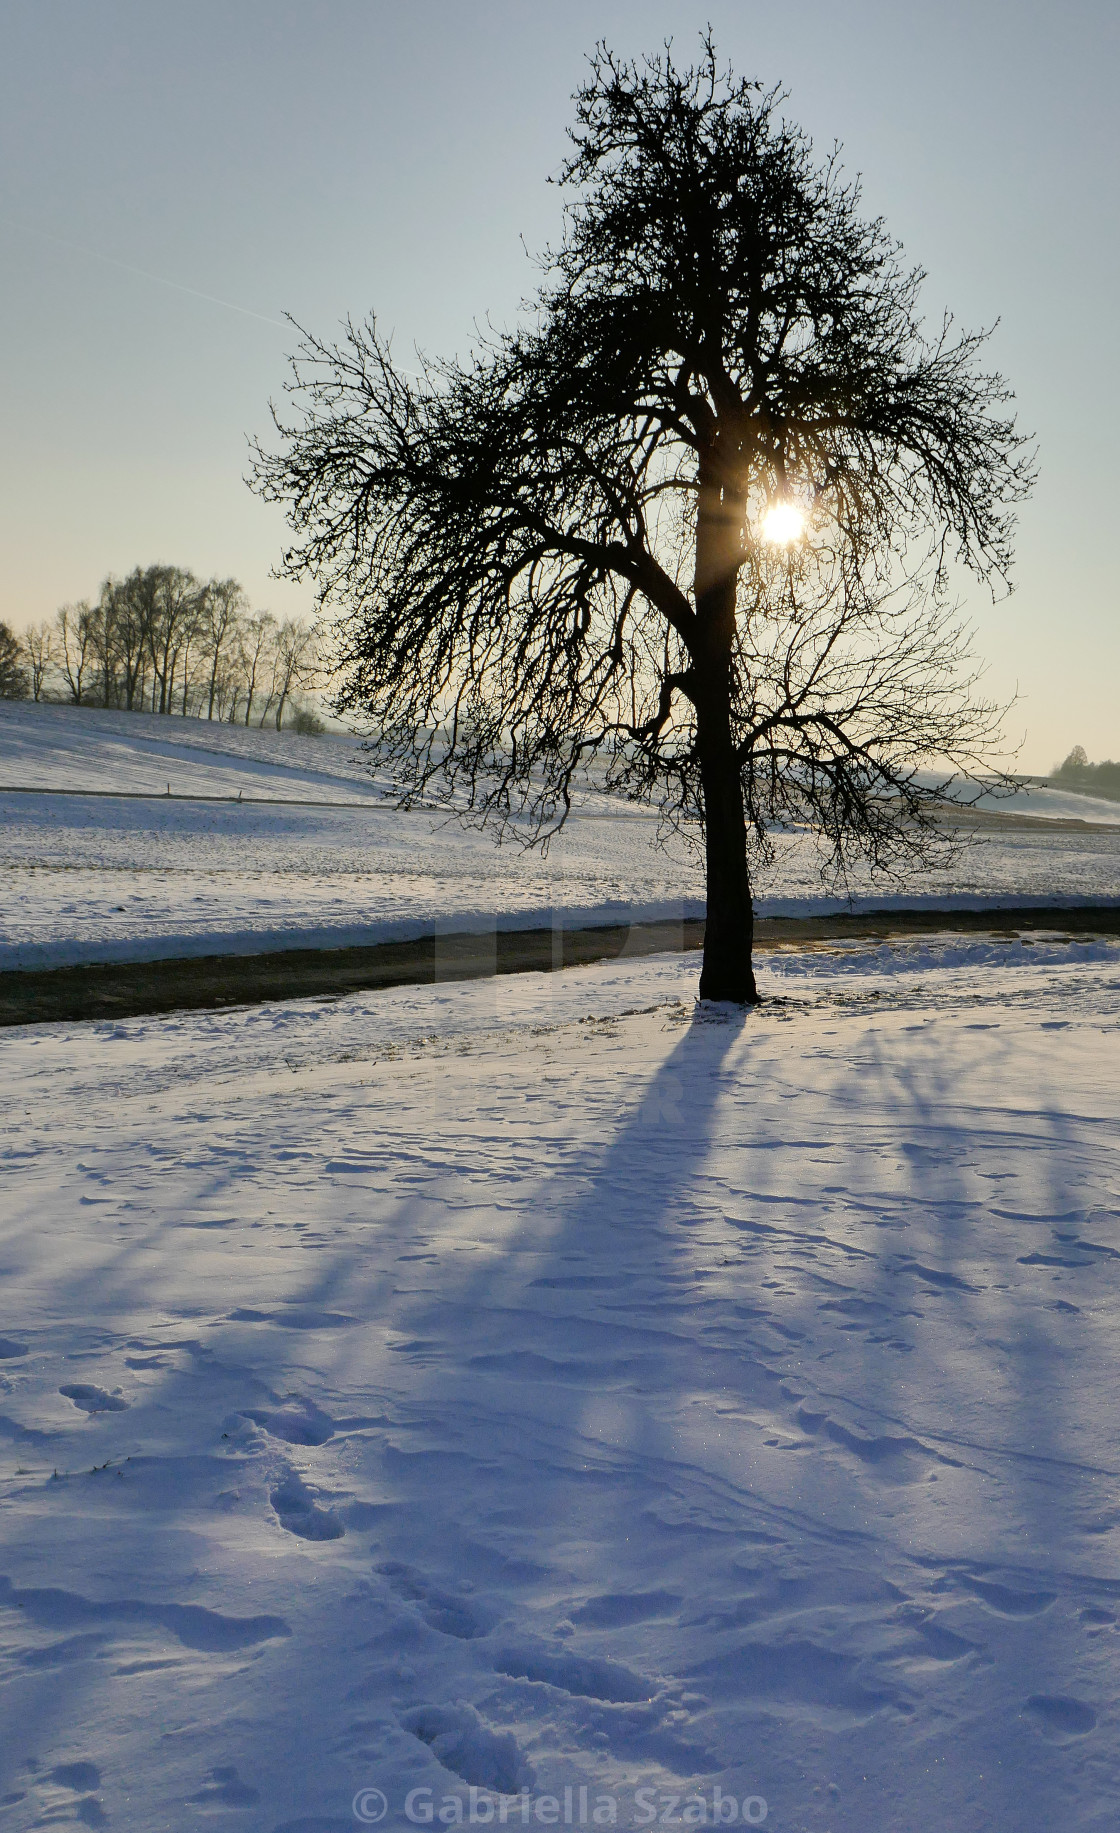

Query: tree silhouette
[252,38,1032,1001]
[0,622,29,699]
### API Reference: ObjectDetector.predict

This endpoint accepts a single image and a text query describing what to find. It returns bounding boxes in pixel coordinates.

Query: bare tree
[210,644,242,722]
[268,617,318,729]
[143,566,198,714]
[21,621,53,701]
[55,603,96,705]
[201,578,247,719]
[253,38,1032,1001]
[237,611,277,725]
[86,590,123,708]
[0,622,30,698]
[177,590,204,716]
[104,569,156,711]
[38,565,269,724]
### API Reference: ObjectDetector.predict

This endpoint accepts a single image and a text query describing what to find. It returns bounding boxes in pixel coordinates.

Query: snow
[2,938,1120,1829]
[968,782,1120,824]
[3,702,1119,970]
[6,702,1120,826]
[0,698,388,801]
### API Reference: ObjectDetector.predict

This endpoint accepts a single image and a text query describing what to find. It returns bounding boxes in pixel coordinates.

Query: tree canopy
[252,37,1033,1000]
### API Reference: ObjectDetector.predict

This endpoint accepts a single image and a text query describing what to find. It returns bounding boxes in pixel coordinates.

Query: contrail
[0,212,288,328]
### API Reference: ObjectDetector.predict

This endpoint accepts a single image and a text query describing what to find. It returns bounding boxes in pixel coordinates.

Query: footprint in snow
[1024,1695,1097,1740]
[187,1765,260,1806]
[21,1634,111,1669]
[400,1704,528,1795]
[0,1573,290,1652]
[958,1576,1055,1618]
[243,1398,334,1445]
[59,1385,129,1414]
[271,1472,344,1542]
[900,1613,983,1662]
[379,1561,485,1639]
[44,1764,106,1828]
[493,1643,653,1703]
[1079,1607,1116,1629]
[0,1337,28,1359]
[49,1764,101,1792]
[227,1305,354,1329]
[570,1591,682,1628]
[795,1405,930,1482]
[273,1308,355,1330]
[687,1640,895,1721]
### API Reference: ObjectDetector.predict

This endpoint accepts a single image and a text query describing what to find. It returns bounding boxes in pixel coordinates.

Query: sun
[761,502,805,545]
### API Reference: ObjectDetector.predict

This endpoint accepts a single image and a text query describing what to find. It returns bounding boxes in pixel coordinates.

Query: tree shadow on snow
[4,982,1117,1829]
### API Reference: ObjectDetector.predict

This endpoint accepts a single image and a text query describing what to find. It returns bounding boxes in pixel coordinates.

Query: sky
[0,0,1116,772]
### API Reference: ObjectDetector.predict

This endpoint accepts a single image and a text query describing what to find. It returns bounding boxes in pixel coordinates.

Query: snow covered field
[3,702,1119,971]
[2,938,1119,1830]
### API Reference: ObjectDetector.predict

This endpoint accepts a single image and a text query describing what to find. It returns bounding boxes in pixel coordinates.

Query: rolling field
[3,700,1119,972]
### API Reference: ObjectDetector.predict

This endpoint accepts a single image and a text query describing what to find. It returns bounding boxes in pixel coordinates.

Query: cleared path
[3,904,1120,1027]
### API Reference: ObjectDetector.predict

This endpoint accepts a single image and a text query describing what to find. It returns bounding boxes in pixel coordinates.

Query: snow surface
[3,703,1119,970]
[2,937,1119,1830]
[8,701,1120,826]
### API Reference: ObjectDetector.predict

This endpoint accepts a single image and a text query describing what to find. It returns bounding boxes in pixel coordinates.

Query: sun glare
[761,502,805,545]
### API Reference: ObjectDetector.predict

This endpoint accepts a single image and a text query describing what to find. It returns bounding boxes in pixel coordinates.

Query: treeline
[1051,746,1120,801]
[0,565,323,731]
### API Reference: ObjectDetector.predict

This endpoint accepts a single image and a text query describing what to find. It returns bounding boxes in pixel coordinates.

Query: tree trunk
[692,471,759,1004]
[696,700,758,1004]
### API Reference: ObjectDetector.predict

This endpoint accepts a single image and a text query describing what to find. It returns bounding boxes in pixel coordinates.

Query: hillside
[3,701,1120,972]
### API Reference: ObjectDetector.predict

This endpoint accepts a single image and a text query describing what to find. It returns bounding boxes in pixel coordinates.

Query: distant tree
[236,610,278,725]
[40,566,283,724]
[176,591,204,716]
[143,566,200,714]
[85,593,115,708]
[55,603,96,704]
[254,40,1032,1002]
[268,618,318,729]
[102,569,157,710]
[0,621,30,698]
[1055,745,1089,775]
[1052,746,1120,799]
[200,578,247,719]
[21,620,52,700]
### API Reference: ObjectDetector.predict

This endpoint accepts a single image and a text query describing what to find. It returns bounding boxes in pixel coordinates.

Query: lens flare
[761,502,805,544]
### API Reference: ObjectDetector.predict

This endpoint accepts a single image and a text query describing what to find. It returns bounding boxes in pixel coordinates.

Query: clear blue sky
[1,0,1115,769]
